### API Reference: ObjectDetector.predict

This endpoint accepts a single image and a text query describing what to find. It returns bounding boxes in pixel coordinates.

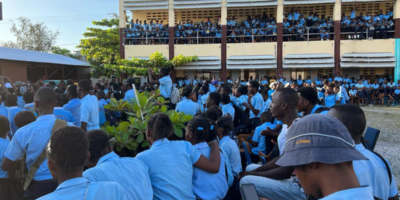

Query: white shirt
[278,124,288,155]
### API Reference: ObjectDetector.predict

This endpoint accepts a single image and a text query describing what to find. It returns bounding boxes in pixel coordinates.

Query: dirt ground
[362,106,400,187]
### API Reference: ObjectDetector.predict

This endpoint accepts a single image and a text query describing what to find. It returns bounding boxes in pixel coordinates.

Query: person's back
[176,98,199,117]
[0,116,10,198]
[78,80,100,131]
[54,107,74,123]
[63,85,81,127]
[17,95,25,109]
[5,94,23,135]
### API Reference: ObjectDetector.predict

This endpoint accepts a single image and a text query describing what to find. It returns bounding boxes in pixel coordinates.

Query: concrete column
[333,0,341,75]
[168,0,176,82]
[119,0,126,59]
[221,0,228,83]
[276,0,283,76]
[395,0,400,39]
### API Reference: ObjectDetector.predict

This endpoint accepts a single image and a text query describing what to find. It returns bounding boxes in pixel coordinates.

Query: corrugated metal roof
[284,53,334,68]
[342,0,386,2]
[340,52,395,68]
[175,56,220,70]
[284,0,335,4]
[174,0,221,9]
[124,0,168,11]
[227,0,277,7]
[0,47,90,67]
[227,55,276,69]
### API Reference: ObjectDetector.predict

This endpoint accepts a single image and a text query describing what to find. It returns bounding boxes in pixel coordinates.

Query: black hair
[183,86,193,97]
[67,84,78,98]
[237,85,248,96]
[0,116,10,137]
[330,105,366,139]
[147,113,174,141]
[297,87,318,105]
[206,105,222,121]
[187,118,209,142]
[14,111,36,128]
[56,94,67,107]
[0,92,6,103]
[5,94,18,107]
[249,80,260,89]
[97,91,106,100]
[260,111,273,123]
[221,85,231,94]
[78,79,91,93]
[23,91,34,104]
[113,83,121,91]
[160,68,170,77]
[205,118,217,143]
[208,92,221,106]
[49,81,56,87]
[126,78,135,88]
[47,127,88,172]
[221,93,231,104]
[112,91,123,101]
[275,88,299,108]
[261,88,269,96]
[200,85,209,94]
[194,113,207,118]
[95,83,103,90]
[67,79,74,85]
[86,130,110,163]
[34,87,57,109]
[217,116,233,135]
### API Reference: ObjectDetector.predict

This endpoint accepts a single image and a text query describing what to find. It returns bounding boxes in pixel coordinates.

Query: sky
[0,0,118,52]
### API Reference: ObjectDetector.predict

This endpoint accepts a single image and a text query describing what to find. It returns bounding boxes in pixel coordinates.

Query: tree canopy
[51,46,77,58]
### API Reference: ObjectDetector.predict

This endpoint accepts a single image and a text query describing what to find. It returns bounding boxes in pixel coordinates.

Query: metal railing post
[307,28,309,42]
[197,31,199,44]
[146,32,148,44]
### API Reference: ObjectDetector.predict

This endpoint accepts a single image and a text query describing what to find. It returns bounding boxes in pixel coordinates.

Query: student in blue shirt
[217,116,242,199]
[234,85,248,111]
[244,81,264,131]
[297,87,329,115]
[123,78,136,103]
[84,130,153,200]
[78,80,100,132]
[0,116,10,198]
[2,88,73,199]
[221,94,235,121]
[175,86,200,117]
[23,91,35,110]
[261,89,271,113]
[329,105,399,200]
[296,75,304,87]
[136,113,221,200]
[324,87,340,108]
[38,127,128,200]
[63,85,81,127]
[148,68,173,103]
[54,94,75,123]
[393,86,400,103]
[251,112,276,157]
[4,94,23,136]
[185,118,228,200]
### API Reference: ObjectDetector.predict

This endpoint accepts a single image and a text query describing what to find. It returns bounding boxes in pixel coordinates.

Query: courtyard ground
[362,106,400,187]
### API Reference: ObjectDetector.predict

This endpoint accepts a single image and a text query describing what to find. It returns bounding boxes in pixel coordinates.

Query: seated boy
[251,111,276,161]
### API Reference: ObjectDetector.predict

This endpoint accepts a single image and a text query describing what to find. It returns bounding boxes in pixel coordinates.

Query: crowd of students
[0,69,398,199]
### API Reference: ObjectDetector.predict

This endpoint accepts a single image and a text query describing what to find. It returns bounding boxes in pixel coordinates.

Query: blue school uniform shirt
[185,79,191,85]
[98,103,106,125]
[124,89,136,103]
[54,107,75,123]
[353,144,398,200]
[235,95,247,111]
[297,79,303,86]
[350,11,356,19]
[0,105,7,118]
[268,90,274,100]
[175,98,200,117]
[337,92,346,105]
[136,139,201,200]
[5,114,73,181]
[192,142,228,200]
[200,93,209,112]
[63,98,81,127]
[219,136,242,177]
[262,98,271,113]
[6,106,23,135]
[209,84,217,92]
[320,186,374,200]
[325,94,339,108]
[83,152,153,200]
[222,104,235,121]
[252,122,276,155]
[17,96,25,109]
[249,92,264,119]
[24,102,34,109]
[37,177,128,200]
[0,138,10,178]
[159,75,172,99]
[394,89,400,95]
[99,99,108,107]
[80,94,100,130]
[310,104,328,114]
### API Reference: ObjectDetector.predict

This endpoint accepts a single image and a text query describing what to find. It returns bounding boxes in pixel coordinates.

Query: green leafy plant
[103,89,192,152]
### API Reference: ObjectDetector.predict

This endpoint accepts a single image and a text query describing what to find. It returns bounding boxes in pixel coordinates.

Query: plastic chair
[363,127,380,151]
[241,138,252,166]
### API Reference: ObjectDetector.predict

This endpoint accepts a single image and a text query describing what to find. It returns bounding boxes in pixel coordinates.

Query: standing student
[54,94,75,123]
[2,88,70,199]
[136,113,221,200]
[148,68,173,107]
[221,94,235,121]
[23,91,35,110]
[14,110,36,129]
[185,118,228,200]
[0,94,7,117]
[0,116,10,199]
[217,116,242,200]
[84,130,153,200]
[97,91,108,107]
[244,81,264,131]
[4,94,23,136]
[355,80,366,106]
[123,78,136,103]
[329,105,399,200]
[175,86,200,117]
[38,127,127,200]
[63,85,81,127]
[78,80,100,132]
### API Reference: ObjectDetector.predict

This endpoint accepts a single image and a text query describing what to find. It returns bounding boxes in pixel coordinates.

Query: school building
[0,47,90,82]
[118,0,400,82]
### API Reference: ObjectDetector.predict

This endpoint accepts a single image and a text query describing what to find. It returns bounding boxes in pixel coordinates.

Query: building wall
[340,39,395,55]
[227,43,276,57]
[125,45,170,59]
[283,41,334,57]
[175,44,221,58]
[0,60,28,82]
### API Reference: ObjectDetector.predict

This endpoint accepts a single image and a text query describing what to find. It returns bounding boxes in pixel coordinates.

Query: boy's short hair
[208,92,221,106]
[249,80,259,89]
[23,91,34,104]
[86,130,110,163]
[206,106,222,121]
[297,87,318,105]
[221,93,231,104]
[260,111,273,123]
[5,94,18,106]
[14,111,36,128]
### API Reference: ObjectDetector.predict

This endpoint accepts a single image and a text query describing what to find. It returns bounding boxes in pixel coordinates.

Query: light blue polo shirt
[222,104,235,121]
[4,114,73,180]
[98,104,106,125]
[235,95,246,111]
[209,84,217,93]
[320,186,373,200]
[0,105,7,118]
[63,98,81,127]
[80,95,100,130]
[192,142,228,200]
[99,99,108,107]
[0,138,10,178]
[37,177,128,200]
[83,152,153,200]
[136,139,201,200]
[6,106,23,135]
[159,75,172,99]
[249,92,264,119]
[54,107,75,123]
[353,144,398,200]
[262,98,271,113]
[325,94,339,108]
[24,103,34,109]
[124,89,136,103]
[310,104,328,115]
[219,136,242,177]
[17,96,25,109]
[252,122,276,155]
[175,99,200,117]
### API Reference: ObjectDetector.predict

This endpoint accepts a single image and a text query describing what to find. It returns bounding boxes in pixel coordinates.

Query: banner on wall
[395,39,400,82]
